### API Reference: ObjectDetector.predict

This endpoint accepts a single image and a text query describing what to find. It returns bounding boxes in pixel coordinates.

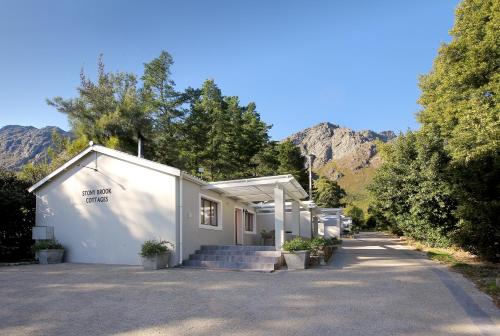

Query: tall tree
[252,142,280,177]
[369,130,457,246]
[252,140,308,189]
[345,205,365,228]
[48,55,153,156]
[195,80,231,180]
[418,0,499,162]
[142,51,184,166]
[43,51,303,194]
[0,170,35,261]
[370,0,499,260]
[179,80,272,180]
[417,0,499,260]
[313,176,346,208]
[276,140,308,188]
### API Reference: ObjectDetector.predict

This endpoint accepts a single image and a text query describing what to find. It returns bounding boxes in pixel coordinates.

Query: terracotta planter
[36,249,64,264]
[283,250,310,270]
[142,252,170,270]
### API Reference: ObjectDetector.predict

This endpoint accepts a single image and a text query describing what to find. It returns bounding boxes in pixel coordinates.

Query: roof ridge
[28,144,183,192]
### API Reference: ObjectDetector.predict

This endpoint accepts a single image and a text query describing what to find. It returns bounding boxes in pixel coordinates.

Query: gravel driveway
[1,232,499,336]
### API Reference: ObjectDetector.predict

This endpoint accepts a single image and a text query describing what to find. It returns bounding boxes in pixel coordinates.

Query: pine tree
[47,55,153,155]
[142,51,184,166]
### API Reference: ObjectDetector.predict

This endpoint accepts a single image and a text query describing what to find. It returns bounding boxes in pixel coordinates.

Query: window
[200,197,219,228]
[245,212,255,233]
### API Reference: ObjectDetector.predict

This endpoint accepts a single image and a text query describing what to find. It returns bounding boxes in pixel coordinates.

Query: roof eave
[28,145,183,193]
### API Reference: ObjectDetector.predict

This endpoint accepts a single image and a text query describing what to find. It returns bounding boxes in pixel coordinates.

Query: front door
[234,208,243,245]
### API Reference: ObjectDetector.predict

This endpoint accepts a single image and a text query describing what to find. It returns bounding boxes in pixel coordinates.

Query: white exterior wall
[321,217,340,239]
[256,210,312,240]
[180,179,257,261]
[35,153,178,266]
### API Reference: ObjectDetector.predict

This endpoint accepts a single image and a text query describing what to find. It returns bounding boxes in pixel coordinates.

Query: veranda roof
[203,174,308,203]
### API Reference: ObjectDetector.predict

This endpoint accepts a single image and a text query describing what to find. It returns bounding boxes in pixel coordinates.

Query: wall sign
[82,188,112,204]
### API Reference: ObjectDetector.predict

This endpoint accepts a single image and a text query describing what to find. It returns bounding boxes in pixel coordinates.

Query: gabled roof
[203,174,308,203]
[28,144,188,193]
[28,145,308,204]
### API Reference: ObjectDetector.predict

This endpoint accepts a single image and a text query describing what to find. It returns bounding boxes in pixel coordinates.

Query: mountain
[0,125,71,171]
[287,122,396,210]
[1,122,393,210]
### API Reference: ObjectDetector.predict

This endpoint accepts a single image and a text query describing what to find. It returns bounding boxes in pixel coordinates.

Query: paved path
[0,232,499,335]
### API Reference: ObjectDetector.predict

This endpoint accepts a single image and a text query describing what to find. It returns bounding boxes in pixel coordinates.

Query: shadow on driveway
[1,232,499,336]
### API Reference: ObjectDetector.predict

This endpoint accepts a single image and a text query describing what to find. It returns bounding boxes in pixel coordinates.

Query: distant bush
[365,216,377,230]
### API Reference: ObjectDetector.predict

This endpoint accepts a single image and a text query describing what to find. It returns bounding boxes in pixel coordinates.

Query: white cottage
[29,144,312,270]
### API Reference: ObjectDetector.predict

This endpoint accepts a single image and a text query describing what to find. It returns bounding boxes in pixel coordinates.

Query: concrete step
[189,253,280,264]
[200,245,276,251]
[184,245,282,271]
[195,249,282,257]
[183,259,276,272]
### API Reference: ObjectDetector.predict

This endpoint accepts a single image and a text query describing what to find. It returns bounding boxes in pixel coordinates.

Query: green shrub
[282,237,311,252]
[310,237,328,249]
[0,169,35,262]
[324,237,340,244]
[33,240,64,251]
[140,240,173,258]
[309,237,331,256]
[312,236,341,251]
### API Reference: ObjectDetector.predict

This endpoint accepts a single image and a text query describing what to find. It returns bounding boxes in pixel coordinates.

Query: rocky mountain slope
[0,125,71,171]
[1,122,393,210]
[287,122,396,210]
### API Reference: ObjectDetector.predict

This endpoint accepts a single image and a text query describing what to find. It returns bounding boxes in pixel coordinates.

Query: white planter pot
[36,249,64,264]
[142,252,170,270]
[283,250,310,270]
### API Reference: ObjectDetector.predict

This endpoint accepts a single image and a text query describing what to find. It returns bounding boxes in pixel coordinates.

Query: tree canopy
[0,170,35,261]
[39,51,307,189]
[313,176,346,208]
[369,0,499,261]
[345,205,364,228]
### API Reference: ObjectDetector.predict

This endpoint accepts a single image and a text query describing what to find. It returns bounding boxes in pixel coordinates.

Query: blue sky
[0,0,459,139]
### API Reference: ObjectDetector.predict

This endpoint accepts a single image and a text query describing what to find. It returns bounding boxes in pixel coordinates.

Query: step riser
[189,254,280,263]
[183,260,276,270]
[201,245,276,251]
[184,245,281,271]
[195,250,282,257]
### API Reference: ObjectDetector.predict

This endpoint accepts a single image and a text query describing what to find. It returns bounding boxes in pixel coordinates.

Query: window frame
[199,194,223,230]
[244,210,256,234]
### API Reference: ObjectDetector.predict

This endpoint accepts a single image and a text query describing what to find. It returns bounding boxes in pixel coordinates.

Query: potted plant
[282,237,311,270]
[310,237,330,265]
[33,240,65,264]
[140,239,174,270]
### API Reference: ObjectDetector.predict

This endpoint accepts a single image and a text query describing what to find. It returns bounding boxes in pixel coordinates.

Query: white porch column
[274,186,286,250]
[291,201,300,237]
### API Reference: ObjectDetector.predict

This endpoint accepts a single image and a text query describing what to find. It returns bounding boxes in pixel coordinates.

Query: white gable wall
[35,152,178,266]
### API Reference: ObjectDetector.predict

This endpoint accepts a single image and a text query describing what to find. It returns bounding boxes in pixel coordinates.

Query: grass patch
[485,281,500,297]
[427,250,456,264]
[452,263,500,305]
